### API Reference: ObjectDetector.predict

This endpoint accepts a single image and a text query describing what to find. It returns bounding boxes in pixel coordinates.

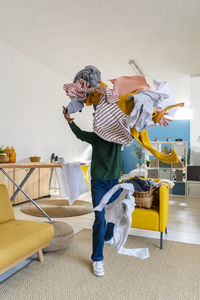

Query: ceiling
[0,0,200,104]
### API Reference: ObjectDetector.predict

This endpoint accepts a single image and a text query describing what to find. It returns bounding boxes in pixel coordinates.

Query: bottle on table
[6,147,10,161]
[10,146,16,163]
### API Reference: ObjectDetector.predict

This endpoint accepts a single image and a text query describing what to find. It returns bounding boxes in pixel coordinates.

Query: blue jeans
[91,179,121,262]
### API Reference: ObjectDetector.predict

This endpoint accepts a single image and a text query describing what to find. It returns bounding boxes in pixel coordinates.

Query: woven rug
[20,199,93,217]
[0,229,199,300]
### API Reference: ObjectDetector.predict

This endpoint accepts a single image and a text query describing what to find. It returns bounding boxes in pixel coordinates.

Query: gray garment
[126,91,169,132]
[66,97,84,114]
[73,65,101,88]
[94,183,149,259]
[140,91,169,102]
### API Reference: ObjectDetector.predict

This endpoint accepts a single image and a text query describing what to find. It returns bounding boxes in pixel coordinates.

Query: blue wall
[122,120,190,174]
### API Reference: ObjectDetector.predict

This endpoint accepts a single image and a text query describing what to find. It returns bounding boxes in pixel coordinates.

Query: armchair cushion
[0,220,54,271]
[132,208,159,231]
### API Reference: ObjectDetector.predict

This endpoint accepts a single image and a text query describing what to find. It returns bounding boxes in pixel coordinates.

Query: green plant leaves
[131,143,143,165]
[0,146,7,153]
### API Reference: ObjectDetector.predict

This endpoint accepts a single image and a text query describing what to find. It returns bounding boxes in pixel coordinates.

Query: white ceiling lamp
[190,74,200,77]
[128,59,144,77]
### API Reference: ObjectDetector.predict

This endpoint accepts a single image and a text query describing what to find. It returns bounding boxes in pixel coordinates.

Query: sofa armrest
[0,184,15,223]
[159,184,169,232]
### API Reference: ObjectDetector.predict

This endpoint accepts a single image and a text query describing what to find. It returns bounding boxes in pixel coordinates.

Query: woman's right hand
[62,106,74,124]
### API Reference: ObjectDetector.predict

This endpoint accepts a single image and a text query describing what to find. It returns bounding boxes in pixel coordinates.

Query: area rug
[0,229,199,300]
[20,199,93,218]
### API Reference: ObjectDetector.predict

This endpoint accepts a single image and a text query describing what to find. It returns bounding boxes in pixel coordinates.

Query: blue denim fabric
[91,179,121,262]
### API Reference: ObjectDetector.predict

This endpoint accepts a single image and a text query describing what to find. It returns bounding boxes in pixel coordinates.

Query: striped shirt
[93,96,133,146]
[63,79,89,101]
[91,86,119,103]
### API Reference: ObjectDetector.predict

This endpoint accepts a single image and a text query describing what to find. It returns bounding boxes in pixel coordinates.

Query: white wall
[0,40,93,162]
[190,76,200,165]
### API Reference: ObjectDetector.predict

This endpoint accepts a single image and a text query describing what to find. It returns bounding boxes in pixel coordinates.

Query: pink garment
[63,79,89,101]
[110,75,151,97]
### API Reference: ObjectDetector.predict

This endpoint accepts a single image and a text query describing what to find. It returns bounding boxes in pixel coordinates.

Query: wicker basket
[134,186,157,209]
[30,156,41,162]
[172,161,184,168]
[150,158,158,168]
[0,153,9,163]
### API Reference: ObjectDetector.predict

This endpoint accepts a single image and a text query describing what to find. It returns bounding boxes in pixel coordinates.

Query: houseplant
[131,143,143,166]
[130,143,144,176]
[146,159,150,167]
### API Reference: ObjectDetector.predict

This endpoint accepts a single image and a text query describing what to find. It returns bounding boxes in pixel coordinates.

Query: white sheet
[56,162,88,205]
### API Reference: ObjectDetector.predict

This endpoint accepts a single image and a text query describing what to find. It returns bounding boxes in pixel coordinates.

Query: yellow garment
[84,88,179,163]
[152,102,184,123]
[116,93,136,114]
[85,81,108,106]
[98,80,108,87]
[130,127,178,163]
[85,90,101,106]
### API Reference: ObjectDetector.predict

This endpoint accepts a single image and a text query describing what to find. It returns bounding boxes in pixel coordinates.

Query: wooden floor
[14,190,200,245]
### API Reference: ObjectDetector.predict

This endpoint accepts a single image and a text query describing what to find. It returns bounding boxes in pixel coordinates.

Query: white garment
[158,179,174,188]
[126,91,168,132]
[153,80,177,116]
[56,162,88,205]
[94,183,149,260]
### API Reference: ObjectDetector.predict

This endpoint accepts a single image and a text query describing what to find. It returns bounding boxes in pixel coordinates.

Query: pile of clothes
[124,176,155,192]
[63,65,183,164]
[124,176,174,191]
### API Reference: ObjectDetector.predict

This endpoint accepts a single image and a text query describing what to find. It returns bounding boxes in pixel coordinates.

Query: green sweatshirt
[69,122,122,180]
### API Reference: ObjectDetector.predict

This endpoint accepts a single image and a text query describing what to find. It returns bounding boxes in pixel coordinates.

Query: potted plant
[0,146,8,163]
[146,160,150,167]
[131,143,144,176]
[131,143,143,166]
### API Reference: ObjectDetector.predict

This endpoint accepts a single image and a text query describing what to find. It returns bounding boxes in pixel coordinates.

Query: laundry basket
[134,186,157,209]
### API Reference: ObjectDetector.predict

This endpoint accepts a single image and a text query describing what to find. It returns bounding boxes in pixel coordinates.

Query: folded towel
[56,163,88,205]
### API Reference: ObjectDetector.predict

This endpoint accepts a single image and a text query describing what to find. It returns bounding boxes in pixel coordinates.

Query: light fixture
[190,74,200,77]
[128,59,144,77]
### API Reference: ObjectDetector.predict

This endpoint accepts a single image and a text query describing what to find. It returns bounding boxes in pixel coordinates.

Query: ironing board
[0,162,62,221]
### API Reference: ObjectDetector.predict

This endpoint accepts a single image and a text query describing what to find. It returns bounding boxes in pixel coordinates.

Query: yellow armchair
[0,184,54,275]
[131,179,169,249]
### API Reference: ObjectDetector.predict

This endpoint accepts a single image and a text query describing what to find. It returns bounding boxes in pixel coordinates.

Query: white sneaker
[93,261,104,277]
[104,237,114,246]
